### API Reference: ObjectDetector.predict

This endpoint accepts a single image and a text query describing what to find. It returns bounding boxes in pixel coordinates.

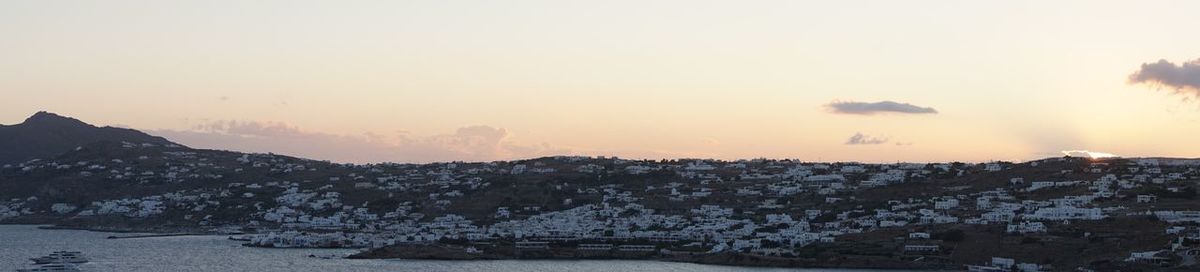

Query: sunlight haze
[3,0,1199,163]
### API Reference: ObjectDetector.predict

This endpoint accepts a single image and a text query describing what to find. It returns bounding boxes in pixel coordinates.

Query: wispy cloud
[825,100,938,115]
[845,133,888,145]
[1129,58,1200,98]
[151,120,572,163]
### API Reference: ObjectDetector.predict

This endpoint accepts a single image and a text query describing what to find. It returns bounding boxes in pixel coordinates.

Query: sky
[2,0,1200,164]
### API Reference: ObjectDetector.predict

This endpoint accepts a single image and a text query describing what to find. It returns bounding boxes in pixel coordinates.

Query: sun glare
[1060,150,1119,159]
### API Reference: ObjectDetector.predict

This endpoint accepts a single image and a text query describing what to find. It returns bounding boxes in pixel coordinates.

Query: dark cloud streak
[825,100,938,115]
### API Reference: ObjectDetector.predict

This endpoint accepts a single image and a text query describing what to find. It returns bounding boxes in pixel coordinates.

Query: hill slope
[0,111,180,164]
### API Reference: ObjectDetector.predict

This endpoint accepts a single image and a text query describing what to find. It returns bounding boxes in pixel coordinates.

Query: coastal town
[7,0,1200,270]
[3,139,1200,271]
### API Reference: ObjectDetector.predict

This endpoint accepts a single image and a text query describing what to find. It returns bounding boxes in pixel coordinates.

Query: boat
[307,253,342,259]
[15,263,81,272]
[29,251,88,264]
[966,264,1008,272]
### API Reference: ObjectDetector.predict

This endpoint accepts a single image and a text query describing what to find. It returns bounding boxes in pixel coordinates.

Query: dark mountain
[0,111,181,164]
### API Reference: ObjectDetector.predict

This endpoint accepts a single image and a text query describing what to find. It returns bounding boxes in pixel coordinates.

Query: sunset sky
[3,1,1200,163]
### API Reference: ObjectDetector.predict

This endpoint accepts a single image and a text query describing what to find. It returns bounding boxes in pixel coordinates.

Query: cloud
[1060,150,1118,159]
[151,121,573,164]
[825,100,938,115]
[845,133,888,145]
[1129,58,1200,98]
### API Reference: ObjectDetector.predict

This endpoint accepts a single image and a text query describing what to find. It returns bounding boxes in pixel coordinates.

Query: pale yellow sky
[2,1,1199,163]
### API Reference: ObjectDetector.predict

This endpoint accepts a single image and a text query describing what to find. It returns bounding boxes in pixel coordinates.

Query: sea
[0,225,896,272]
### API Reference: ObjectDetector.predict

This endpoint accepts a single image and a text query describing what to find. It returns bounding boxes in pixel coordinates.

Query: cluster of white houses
[227,157,1200,265]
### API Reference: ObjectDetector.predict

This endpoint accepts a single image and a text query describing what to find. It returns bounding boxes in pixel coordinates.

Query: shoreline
[370,256,938,271]
[348,244,947,270]
[8,224,221,239]
[369,257,933,271]
[4,224,938,270]
[35,224,191,234]
[106,233,209,239]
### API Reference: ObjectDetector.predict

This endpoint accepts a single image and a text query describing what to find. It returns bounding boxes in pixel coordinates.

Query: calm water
[0,225,888,272]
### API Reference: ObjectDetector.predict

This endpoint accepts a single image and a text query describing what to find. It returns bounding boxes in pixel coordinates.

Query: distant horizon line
[162,145,1199,166]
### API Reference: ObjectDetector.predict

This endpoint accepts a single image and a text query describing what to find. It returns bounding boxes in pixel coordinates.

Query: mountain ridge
[0,111,181,164]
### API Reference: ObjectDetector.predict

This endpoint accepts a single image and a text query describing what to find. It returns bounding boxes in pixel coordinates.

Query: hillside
[0,111,179,164]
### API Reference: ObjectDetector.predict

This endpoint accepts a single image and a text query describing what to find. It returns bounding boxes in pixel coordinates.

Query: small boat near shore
[16,263,81,272]
[307,253,343,259]
[28,251,88,264]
